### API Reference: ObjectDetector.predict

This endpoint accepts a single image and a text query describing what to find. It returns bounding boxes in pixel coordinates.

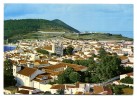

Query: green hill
[63,32,133,41]
[4,19,80,40]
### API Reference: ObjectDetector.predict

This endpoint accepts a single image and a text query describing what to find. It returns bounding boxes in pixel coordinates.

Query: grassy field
[62,33,133,41]
[6,32,133,43]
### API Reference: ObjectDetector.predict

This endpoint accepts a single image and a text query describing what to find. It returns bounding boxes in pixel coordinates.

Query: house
[50,84,65,94]
[15,86,43,94]
[43,43,63,56]
[50,82,90,94]
[15,66,44,87]
[119,56,129,63]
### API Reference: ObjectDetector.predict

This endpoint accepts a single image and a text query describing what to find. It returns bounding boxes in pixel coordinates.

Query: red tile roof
[17,90,29,94]
[127,72,133,77]
[50,84,65,89]
[18,67,37,76]
[43,63,87,72]
[19,86,36,90]
[44,45,52,50]
[93,86,104,94]
[119,56,128,60]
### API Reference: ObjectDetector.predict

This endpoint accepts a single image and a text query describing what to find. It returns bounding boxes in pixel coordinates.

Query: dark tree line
[36,49,49,55]
[120,76,133,84]
[63,46,74,55]
[4,59,16,87]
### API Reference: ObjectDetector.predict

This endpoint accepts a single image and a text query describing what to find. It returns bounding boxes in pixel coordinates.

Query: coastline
[4,45,17,52]
[4,44,17,47]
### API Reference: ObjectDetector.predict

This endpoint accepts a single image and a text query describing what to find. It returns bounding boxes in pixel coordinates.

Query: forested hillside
[4,19,79,40]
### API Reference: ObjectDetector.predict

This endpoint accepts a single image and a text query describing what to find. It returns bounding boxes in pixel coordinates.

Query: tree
[131,46,133,52]
[36,49,49,55]
[64,67,74,76]
[64,46,74,55]
[96,55,121,81]
[4,59,16,87]
[62,59,74,64]
[51,53,56,56]
[69,72,80,83]
[90,75,100,83]
[120,76,133,84]
[85,77,90,83]
[57,89,64,95]
[120,66,133,74]
[98,48,107,58]
[44,91,51,95]
[57,73,66,84]
[113,86,123,95]
[4,59,13,75]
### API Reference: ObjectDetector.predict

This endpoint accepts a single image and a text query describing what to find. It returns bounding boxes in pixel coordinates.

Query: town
[4,37,133,95]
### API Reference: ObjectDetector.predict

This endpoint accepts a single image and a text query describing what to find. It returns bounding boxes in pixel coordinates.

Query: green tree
[120,76,133,84]
[4,59,13,75]
[37,49,49,55]
[64,46,74,55]
[44,91,51,95]
[90,75,100,83]
[98,48,107,58]
[4,59,16,87]
[85,77,90,83]
[113,87,123,95]
[69,72,80,83]
[96,55,121,81]
[62,59,74,64]
[57,89,64,95]
[57,73,66,84]
[64,67,74,76]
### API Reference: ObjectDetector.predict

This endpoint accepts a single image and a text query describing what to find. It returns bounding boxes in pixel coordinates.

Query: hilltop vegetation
[4,19,133,43]
[4,19,79,40]
[63,33,133,41]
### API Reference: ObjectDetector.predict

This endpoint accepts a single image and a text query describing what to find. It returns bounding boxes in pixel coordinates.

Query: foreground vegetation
[57,48,133,84]
[4,59,16,87]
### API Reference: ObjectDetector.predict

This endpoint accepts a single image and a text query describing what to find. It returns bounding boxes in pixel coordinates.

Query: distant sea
[4,46,16,52]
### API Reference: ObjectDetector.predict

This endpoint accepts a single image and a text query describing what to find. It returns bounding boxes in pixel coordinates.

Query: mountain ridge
[4,19,80,40]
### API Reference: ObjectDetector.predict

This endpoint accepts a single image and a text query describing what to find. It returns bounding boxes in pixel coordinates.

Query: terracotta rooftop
[50,84,65,89]
[43,63,87,72]
[19,86,36,90]
[75,91,83,95]
[44,45,52,50]
[17,90,29,94]
[66,85,76,89]
[35,60,48,64]
[127,72,133,77]
[18,67,37,76]
[18,60,27,64]
[119,56,128,60]
[93,85,104,94]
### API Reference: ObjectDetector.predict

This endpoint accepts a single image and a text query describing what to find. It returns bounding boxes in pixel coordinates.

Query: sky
[4,4,133,37]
